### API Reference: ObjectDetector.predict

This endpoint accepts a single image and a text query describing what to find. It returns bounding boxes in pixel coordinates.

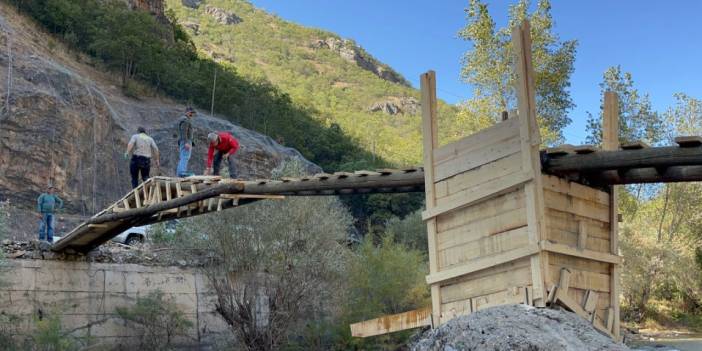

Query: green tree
[459,0,576,144]
[585,66,663,146]
[340,234,429,349]
[89,2,167,86]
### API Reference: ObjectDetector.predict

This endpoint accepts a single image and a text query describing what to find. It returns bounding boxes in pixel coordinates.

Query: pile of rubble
[1,239,210,267]
[410,304,631,351]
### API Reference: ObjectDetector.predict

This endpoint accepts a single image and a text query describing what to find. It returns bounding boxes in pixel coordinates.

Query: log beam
[543,146,702,174]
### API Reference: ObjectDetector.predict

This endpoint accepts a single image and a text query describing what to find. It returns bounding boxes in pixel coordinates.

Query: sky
[250,0,702,144]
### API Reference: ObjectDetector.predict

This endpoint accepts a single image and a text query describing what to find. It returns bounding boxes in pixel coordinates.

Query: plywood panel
[437,152,523,200]
[548,265,610,293]
[434,133,522,181]
[440,299,473,320]
[433,117,520,164]
[437,189,526,232]
[472,287,528,312]
[546,209,611,240]
[544,189,610,223]
[542,175,610,206]
[548,253,611,275]
[546,228,611,253]
[441,259,532,304]
[439,226,530,269]
[437,206,527,251]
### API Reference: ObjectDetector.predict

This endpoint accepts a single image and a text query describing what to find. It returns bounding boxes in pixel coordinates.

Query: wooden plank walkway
[52,169,426,253]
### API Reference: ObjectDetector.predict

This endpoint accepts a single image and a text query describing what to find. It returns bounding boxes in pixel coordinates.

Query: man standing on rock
[125,127,160,188]
[37,185,63,243]
[204,131,240,178]
[176,106,196,177]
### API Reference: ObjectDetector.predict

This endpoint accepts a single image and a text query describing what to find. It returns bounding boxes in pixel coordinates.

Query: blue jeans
[39,213,54,242]
[176,141,192,177]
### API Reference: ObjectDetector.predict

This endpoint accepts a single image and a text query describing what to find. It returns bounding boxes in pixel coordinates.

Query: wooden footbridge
[50,18,702,343]
[52,136,702,255]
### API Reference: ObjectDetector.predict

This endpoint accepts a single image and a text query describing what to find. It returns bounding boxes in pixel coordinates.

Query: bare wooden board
[350,307,432,338]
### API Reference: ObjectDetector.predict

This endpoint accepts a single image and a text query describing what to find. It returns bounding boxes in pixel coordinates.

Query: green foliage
[385,210,427,253]
[116,290,193,350]
[585,66,663,145]
[33,312,78,351]
[459,0,576,144]
[341,234,430,349]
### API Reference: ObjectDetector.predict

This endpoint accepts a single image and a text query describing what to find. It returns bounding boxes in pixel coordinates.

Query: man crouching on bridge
[204,131,240,178]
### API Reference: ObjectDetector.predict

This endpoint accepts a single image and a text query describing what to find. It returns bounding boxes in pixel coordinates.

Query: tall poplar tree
[459,0,577,144]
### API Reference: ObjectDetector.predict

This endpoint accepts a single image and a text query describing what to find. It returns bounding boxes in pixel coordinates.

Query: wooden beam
[675,136,702,147]
[544,145,702,173]
[540,241,622,264]
[240,171,424,195]
[350,307,432,338]
[585,165,702,184]
[604,91,621,340]
[513,19,548,307]
[425,244,540,285]
[420,69,442,326]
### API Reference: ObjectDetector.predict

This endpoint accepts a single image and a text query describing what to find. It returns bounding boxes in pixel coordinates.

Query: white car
[111,225,148,246]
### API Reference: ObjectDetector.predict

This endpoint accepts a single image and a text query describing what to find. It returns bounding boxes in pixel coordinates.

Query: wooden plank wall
[422,108,539,324]
[418,20,621,338]
[543,174,613,325]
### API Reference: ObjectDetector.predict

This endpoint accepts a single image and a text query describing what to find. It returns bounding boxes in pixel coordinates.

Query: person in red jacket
[204,131,240,178]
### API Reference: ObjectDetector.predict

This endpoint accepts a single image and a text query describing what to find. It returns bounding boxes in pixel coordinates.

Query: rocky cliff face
[310,37,410,87]
[0,3,320,233]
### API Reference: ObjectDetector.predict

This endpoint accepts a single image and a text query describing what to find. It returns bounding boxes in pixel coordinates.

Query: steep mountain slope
[166,0,462,165]
[0,2,318,238]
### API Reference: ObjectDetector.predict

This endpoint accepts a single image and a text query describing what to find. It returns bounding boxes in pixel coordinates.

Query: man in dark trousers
[125,127,160,188]
[37,185,63,243]
[204,131,240,178]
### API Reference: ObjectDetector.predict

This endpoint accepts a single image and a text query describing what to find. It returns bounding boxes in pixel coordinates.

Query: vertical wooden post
[603,91,621,340]
[421,70,441,326]
[512,20,548,306]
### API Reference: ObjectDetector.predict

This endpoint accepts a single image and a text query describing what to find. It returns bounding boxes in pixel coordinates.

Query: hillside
[0,1,318,238]
[166,0,465,166]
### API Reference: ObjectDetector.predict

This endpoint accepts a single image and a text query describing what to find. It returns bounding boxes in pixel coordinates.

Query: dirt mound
[411,304,630,351]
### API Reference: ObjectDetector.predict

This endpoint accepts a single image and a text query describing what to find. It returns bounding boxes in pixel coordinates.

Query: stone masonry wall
[0,259,230,347]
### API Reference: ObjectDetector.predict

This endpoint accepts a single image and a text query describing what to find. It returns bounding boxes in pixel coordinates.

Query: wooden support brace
[583,290,599,316]
[559,267,571,293]
[134,188,142,208]
[577,221,588,250]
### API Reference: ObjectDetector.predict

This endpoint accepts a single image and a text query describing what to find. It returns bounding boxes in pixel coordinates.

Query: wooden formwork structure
[420,21,621,339]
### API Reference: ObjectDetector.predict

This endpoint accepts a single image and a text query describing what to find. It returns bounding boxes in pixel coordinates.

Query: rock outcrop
[369,96,420,115]
[0,4,320,237]
[311,37,410,86]
[204,5,242,25]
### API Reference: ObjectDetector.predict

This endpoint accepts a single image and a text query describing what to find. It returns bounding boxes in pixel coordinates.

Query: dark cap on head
[185,106,195,114]
[137,127,146,134]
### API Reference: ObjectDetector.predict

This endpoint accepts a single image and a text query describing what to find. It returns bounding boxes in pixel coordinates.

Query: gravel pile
[411,304,631,351]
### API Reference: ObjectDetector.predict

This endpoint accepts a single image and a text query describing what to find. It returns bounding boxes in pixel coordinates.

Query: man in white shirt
[125,127,160,188]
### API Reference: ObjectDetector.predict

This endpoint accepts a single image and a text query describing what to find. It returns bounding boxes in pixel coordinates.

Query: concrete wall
[0,259,230,347]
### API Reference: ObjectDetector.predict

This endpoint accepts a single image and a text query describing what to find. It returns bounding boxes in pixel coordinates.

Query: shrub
[116,290,193,350]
